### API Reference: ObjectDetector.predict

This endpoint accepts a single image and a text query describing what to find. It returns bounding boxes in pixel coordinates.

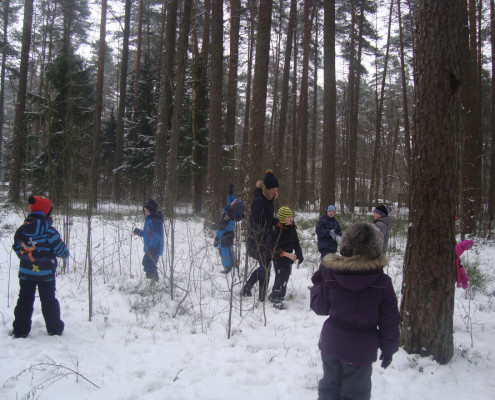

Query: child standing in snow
[315,205,342,260]
[213,184,245,274]
[10,196,69,338]
[456,239,473,289]
[133,199,164,281]
[268,207,303,303]
[310,222,400,400]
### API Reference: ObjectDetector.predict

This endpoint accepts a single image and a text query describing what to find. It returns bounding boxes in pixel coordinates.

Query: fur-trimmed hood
[256,180,278,201]
[321,253,389,291]
[321,252,388,273]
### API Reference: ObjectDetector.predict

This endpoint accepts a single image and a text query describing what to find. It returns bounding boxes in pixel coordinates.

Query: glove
[379,353,392,369]
[330,230,336,241]
[311,270,323,285]
[459,267,470,289]
[298,256,304,264]
[213,237,220,248]
[133,228,142,236]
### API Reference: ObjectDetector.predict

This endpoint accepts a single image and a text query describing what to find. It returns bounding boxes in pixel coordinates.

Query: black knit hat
[373,204,391,217]
[340,222,383,259]
[263,169,279,189]
[143,199,158,214]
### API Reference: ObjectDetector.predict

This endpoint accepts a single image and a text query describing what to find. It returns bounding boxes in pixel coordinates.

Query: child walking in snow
[10,196,69,338]
[310,222,400,400]
[268,207,303,303]
[213,184,245,274]
[133,199,164,281]
[315,205,342,260]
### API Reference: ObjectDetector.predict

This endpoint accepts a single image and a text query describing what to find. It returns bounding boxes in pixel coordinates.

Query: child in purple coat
[310,222,400,400]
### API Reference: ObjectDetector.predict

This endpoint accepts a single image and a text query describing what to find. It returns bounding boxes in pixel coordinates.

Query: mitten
[298,256,304,264]
[459,267,470,289]
[213,237,220,248]
[311,270,323,285]
[330,230,336,241]
[379,353,392,369]
[133,228,142,235]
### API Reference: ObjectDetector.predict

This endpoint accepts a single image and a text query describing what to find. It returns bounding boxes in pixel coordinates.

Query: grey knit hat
[340,222,383,259]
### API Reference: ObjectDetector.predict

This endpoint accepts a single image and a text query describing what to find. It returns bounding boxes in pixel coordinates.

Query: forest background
[0,0,494,366]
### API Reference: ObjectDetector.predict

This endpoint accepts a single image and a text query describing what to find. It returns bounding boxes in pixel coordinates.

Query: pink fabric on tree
[455,240,473,289]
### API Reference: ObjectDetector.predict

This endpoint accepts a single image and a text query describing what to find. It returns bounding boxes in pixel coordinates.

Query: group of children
[9,189,474,400]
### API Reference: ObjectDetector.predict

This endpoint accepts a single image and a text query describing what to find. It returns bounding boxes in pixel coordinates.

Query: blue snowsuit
[215,194,236,270]
[137,212,164,280]
[12,211,69,337]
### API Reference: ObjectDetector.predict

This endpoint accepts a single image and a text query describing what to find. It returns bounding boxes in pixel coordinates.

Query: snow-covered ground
[1,202,494,399]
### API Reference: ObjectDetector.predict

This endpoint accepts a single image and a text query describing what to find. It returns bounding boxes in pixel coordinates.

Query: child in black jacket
[268,207,304,302]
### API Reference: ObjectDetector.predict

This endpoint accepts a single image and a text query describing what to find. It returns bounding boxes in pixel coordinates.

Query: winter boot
[241,284,252,297]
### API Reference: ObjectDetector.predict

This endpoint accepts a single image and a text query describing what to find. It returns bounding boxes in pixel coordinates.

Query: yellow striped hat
[278,206,293,225]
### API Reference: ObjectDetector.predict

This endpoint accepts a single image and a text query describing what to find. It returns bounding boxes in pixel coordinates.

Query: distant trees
[0,0,493,239]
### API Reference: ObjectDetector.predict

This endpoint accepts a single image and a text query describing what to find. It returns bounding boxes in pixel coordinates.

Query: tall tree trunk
[347,4,364,213]
[488,0,495,231]
[320,0,336,214]
[310,7,319,206]
[274,0,297,178]
[190,0,210,213]
[205,0,224,228]
[133,0,144,118]
[240,0,256,174]
[400,0,465,365]
[0,0,10,172]
[166,0,192,209]
[225,0,241,155]
[113,0,132,202]
[290,23,298,207]
[153,0,178,207]
[296,0,317,210]
[89,0,107,209]
[9,0,34,203]
[461,0,482,235]
[369,0,394,210]
[398,0,412,169]
[247,0,273,190]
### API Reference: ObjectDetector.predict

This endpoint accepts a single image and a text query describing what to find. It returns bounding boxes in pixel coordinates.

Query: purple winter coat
[310,252,400,366]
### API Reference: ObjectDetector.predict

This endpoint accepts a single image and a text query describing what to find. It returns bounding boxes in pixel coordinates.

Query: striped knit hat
[278,206,293,225]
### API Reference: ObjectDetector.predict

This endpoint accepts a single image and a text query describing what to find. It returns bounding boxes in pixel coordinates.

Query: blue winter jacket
[215,194,236,248]
[315,215,343,253]
[139,212,164,256]
[13,212,69,282]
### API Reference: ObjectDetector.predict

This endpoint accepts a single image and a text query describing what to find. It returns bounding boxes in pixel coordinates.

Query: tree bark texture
[9,0,34,203]
[320,0,336,214]
[400,0,465,365]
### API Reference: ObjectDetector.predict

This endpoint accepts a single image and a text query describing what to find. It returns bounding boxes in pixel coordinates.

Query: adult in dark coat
[243,169,279,301]
[310,222,400,400]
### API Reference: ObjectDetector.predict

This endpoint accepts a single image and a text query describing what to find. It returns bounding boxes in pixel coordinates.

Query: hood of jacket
[20,212,51,237]
[321,252,388,291]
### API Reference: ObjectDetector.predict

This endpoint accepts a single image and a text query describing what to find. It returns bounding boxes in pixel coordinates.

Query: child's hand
[284,252,297,261]
[213,237,220,248]
[133,228,142,236]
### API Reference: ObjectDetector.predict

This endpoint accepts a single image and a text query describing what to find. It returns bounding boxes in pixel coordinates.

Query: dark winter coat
[13,212,69,282]
[310,252,400,366]
[247,181,277,260]
[374,215,392,253]
[272,222,304,266]
[139,212,164,256]
[315,215,342,254]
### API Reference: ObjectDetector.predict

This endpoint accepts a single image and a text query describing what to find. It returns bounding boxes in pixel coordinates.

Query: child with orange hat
[10,196,69,338]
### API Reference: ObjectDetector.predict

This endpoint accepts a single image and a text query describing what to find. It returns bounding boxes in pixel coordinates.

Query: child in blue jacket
[11,196,69,338]
[214,184,245,274]
[133,199,164,281]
